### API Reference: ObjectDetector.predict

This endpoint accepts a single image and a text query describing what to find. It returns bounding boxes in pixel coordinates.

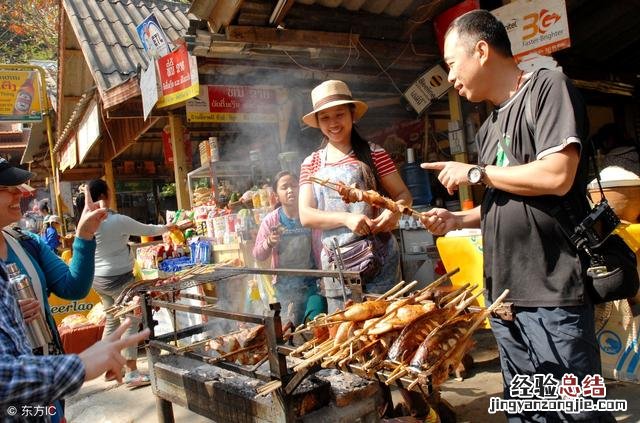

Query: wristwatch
[467,165,486,185]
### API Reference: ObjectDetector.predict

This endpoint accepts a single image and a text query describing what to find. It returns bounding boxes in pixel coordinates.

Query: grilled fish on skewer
[409,313,479,371]
[387,308,455,363]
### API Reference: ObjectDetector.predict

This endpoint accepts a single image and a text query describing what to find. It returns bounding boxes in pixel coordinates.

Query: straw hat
[302,80,368,128]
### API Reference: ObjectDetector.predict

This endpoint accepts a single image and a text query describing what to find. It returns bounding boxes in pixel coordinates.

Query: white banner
[77,100,100,165]
[140,63,159,120]
[492,0,570,61]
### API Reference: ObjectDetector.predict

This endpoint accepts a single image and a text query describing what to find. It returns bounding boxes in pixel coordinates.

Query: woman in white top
[84,179,173,387]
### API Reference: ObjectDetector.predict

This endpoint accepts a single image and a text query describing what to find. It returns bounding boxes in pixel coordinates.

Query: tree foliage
[0,0,58,64]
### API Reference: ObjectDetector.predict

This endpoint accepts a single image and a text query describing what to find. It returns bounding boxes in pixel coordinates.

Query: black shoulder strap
[2,227,42,266]
[498,135,523,166]
[495,70,539,166]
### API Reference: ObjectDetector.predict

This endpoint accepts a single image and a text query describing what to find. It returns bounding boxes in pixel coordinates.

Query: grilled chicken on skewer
[310,176,424,219]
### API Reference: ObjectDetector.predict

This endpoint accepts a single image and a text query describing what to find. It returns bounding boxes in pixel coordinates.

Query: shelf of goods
[187,161,254,208]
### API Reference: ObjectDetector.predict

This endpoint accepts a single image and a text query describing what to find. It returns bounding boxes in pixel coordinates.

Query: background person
[40,214,61,253]
[85,178,173,387]
[420,10,613,422]
[298,80,412,313]
[38,199,50,219]
[252,171,322,327]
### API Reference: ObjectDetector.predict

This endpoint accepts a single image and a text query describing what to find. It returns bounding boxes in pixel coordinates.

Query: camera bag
[583,232,639,303]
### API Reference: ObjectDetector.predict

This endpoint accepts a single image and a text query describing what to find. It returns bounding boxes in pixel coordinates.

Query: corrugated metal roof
[62,0,190,95]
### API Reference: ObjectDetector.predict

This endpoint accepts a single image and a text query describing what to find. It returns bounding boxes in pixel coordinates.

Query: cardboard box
[596,300,640,383]
[596,223,640,383]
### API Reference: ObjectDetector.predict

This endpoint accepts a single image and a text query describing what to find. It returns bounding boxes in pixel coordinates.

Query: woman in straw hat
[299,80,412,312]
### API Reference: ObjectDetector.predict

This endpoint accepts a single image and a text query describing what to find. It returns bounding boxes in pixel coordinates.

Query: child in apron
[253,172,320,326]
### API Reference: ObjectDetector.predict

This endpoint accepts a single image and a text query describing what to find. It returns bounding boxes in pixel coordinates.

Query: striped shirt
[299,143,397,185]
[0,261,84,422]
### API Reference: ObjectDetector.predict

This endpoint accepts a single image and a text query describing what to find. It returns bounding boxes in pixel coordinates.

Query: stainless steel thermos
[6,263,52,349]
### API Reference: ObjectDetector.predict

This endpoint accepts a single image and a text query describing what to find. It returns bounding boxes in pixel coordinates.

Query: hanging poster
[186,85,278,123]
[156,44,199,108]
[136,13,171,59]
[492,0,570,60]
[0,70,43,122]
[161,125,192,166]
[140,63,159,120]
[403,64,452,115]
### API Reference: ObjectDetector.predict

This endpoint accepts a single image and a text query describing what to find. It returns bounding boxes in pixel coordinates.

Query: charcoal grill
[139,266,388,422]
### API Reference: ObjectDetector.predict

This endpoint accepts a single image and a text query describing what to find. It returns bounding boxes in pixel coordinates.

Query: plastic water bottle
[6,263,53,349]
[401,148,433,206]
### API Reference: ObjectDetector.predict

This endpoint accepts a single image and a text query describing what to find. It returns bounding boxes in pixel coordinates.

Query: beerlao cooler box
[49,288,102,325]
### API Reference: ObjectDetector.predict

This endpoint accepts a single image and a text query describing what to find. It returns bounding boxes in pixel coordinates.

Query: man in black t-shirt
[420,10,614,423]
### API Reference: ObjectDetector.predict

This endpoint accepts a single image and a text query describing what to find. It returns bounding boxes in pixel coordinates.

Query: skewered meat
[206,325,265,364]
[396,303,436,323]
[327,299,388,322]
[334,321,357,346]
[365,303,435,336]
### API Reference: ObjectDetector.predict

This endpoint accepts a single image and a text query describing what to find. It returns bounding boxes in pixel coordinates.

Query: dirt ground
[65,329,640,422]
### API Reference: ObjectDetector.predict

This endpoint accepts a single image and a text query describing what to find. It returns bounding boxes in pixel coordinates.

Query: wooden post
[103,160,117,211]
[448,91,473,208]
[168,113,190,209]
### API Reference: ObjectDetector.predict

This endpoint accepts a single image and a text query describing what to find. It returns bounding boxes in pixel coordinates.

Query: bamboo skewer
[255,380,282,397]
[175,337,212,354]
[387,280,418,299]
[338,339,379,367]
[290,336,329,357]
[378,280,408,300]
[302,339,334,359]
